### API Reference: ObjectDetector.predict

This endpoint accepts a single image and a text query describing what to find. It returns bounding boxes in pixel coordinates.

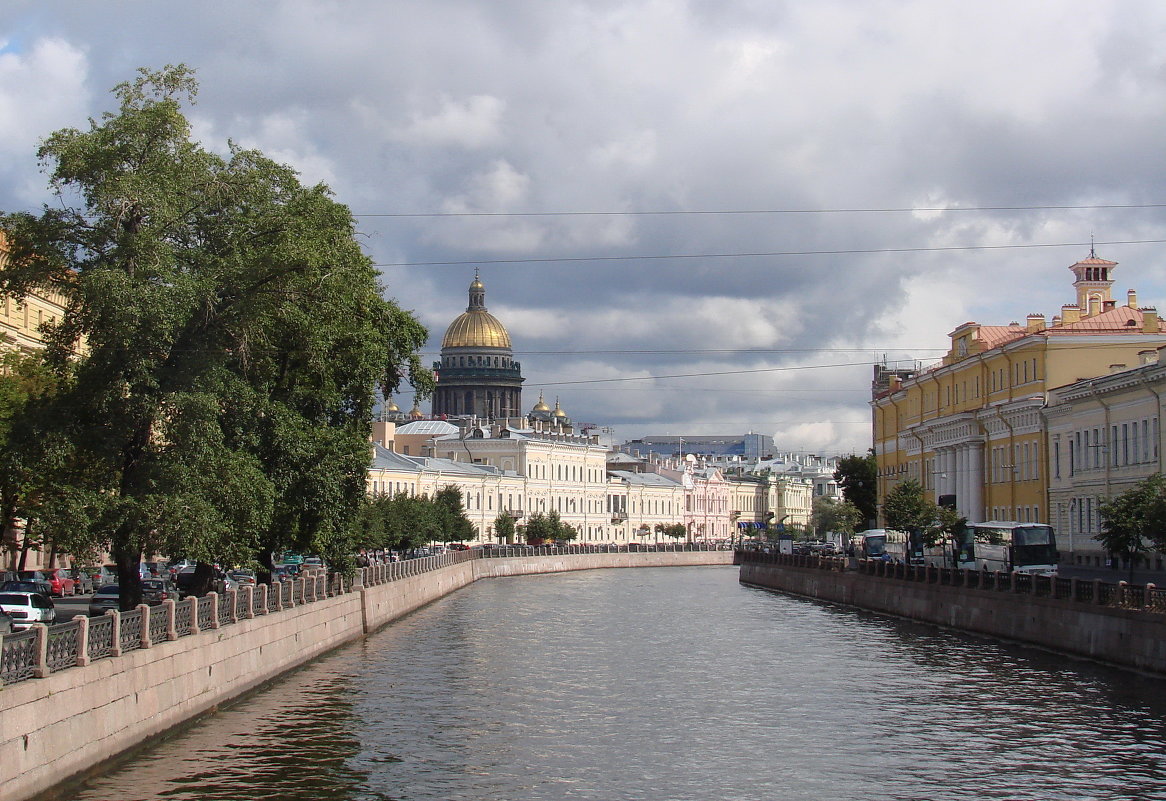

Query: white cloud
[5,1,1166,450]
[392,94,505,148]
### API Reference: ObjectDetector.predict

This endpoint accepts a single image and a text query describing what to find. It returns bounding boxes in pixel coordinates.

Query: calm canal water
[70,566,1166,801]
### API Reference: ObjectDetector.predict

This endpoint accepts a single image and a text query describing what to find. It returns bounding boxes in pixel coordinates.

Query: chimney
[1026,313,1046,333]
[1109,363,1128,374]
[1061,305,1081,324]
[1088,295,1101,317]
[1128,288,1139,308]
[1139,349,1159,366]
[889,374,903,392]
[1144,307,1159,333]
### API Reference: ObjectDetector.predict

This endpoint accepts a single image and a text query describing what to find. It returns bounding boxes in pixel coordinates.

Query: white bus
[951,521,1058,575]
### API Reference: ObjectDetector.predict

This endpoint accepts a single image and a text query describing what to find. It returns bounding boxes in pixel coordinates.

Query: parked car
[88,585,121,616]
[140,578,177,605]
[43,568,77,597]
[0,579,53,597]
[72,569,94,595]
[228,570,257,586]
[0,591,56,628]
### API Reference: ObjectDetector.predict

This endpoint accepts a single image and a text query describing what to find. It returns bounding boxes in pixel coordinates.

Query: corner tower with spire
[431,271,525,420]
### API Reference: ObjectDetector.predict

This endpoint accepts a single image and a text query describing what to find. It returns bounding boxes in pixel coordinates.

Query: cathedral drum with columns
[431,274,524,419]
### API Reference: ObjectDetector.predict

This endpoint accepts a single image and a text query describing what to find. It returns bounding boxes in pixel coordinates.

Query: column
[967,442,984,522]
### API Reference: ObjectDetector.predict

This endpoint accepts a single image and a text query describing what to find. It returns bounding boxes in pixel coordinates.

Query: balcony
[506,508,524,519]
[611,511,628,523]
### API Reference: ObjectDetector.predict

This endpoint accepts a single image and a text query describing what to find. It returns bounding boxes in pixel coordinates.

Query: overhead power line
[356,202,1166,218]
[375,238,1166,268]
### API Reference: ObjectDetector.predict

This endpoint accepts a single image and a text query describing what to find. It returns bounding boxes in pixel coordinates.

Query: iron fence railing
[1,628,38,684]
[149,604,170,644]
[46,619,81,672]
[739,550,1166,619]
[119,609,143,653]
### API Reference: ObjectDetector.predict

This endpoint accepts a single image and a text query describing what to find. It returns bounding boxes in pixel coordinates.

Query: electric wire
[373,238,1166,268]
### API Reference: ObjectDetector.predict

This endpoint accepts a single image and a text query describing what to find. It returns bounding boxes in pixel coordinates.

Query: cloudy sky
[3,1,1166,455]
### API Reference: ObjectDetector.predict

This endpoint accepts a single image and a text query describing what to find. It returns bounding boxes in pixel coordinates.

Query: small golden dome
[384,396,401,413]
[532,392,551,413]
[552,398,567,418]
[409,401,424,420]
[442,311,512,349]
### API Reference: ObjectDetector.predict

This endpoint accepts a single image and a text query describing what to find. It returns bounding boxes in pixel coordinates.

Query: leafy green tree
[834,450,878,527]
[556,521,579,544]
[656,522,687,540]
[0,66,431,605]
[882,480,966,564]
[493,511,516,544]
[434,485,475,544]
[524,512,554,544]
[882,479,935,532]
[811,497,862,537]
[1098,474,1166,581]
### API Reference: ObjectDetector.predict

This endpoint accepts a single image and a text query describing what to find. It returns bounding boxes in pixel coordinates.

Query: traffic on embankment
[0,543,732,801]
[739,549,1166,676]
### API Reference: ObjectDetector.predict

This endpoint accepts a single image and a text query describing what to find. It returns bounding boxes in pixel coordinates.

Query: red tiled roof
[1052,305,1163,333]
[976,324,1026,348]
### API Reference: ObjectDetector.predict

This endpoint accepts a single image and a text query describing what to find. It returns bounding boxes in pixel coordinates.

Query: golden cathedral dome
[552,398,568,418]
[531,392,551,413]
[441,272,512,350]
[442,310,512,349]
[384,396,401,413]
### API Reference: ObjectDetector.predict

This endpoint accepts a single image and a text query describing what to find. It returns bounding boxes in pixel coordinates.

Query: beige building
[1044,347,1166,569]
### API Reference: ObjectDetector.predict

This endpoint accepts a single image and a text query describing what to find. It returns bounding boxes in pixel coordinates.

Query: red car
[43,569,77,597]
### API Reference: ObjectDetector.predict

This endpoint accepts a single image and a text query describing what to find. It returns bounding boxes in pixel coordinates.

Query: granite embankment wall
[740,559,1166,675]
[3,550,732,801]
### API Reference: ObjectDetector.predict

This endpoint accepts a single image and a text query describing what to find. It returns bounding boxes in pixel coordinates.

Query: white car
[0,591,56,629]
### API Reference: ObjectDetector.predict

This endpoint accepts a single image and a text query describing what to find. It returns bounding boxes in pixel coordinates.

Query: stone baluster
[139,603,152,648]
[163,598,177,640]
[74,615,91,667]
[32,623,50,678]
[108,610,123,657]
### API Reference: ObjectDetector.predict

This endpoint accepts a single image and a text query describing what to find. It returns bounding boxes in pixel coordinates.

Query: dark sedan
[141,578,177,605]
[88,585,120,616]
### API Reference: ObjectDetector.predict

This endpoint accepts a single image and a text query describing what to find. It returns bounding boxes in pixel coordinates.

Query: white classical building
[1044,347,1166,570]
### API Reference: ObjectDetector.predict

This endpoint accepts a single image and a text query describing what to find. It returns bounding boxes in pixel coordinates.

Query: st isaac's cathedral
[431,271,524,419]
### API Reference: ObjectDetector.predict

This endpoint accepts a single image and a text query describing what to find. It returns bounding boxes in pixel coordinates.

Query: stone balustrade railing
[0,543,726,686]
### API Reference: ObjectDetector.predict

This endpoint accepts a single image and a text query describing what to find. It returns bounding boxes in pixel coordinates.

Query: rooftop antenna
[1089,232,1096,259]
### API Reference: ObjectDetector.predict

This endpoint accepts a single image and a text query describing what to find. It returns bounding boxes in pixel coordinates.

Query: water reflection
[67,567,1166,801]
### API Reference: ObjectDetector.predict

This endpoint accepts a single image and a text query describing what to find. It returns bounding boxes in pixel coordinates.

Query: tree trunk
[114,541,144,611]
[188,562,217,597]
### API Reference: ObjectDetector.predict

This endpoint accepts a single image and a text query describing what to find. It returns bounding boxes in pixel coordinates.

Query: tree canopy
[834,450,878,527]
[0,66,431,605]
[811,496,862,537]
[882,479,963,549]
[1098,473,1166,580]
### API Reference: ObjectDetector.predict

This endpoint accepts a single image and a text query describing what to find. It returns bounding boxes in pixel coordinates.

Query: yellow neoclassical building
[0,233,70,354]
[872,251,1166,525]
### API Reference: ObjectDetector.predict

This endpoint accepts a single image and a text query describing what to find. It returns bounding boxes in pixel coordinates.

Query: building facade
[1044,349,1166,568]
[872,251,1166,525]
